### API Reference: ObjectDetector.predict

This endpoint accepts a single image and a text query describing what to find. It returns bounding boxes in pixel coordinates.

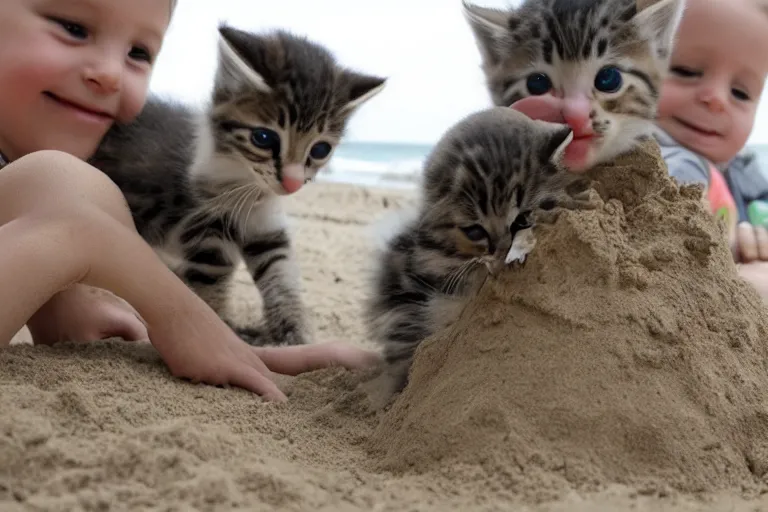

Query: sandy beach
[4,177,768,511]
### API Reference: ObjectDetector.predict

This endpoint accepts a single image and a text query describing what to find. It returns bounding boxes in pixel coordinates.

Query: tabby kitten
[365,107,586,389]
[90,25,385,346]
[463,0,684,172]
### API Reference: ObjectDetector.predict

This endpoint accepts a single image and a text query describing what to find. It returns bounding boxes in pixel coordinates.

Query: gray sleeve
[660,146,710,187]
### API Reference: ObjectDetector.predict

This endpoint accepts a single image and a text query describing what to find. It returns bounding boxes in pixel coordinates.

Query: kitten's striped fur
[90,25,385,346]
[365,108,588,389]
[464,0,684,169]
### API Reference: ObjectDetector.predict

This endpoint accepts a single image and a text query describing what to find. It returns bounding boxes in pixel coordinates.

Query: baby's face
[0,0,171,161]
[657,0,768,164]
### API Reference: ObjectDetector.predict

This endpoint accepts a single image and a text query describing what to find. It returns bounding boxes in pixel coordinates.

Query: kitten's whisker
[238,186,261,237]
[442,259,478,295]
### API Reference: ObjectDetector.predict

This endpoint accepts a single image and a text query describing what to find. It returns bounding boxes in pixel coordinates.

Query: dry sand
[4,150,768,510]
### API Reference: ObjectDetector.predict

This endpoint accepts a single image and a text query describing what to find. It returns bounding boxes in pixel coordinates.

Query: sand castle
[369,140,768,498]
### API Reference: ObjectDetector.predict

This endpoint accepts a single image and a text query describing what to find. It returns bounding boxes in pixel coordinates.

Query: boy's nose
[83,59,122,95]
[697,86,727,113]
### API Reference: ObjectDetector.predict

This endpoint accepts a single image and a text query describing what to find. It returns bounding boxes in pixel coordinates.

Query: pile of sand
[371,140,768,501]
[4,146,768,511]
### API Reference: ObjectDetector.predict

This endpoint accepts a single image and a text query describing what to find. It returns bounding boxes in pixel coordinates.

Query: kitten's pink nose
[281,164,305,194]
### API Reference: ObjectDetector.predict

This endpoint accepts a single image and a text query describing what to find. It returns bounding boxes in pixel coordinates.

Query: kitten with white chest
[365,108,588,390]
[90,25,385,346]
[463,0,684,172]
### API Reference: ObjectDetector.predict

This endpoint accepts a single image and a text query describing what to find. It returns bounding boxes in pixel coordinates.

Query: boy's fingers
[738,223,758,263]
[755,226,768,261]
[231,363,287,402]
[252,343,382,376]
[107,314,149,341]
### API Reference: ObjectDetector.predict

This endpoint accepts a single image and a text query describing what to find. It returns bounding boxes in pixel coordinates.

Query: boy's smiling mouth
[673,117,721,137]
[42,92,115,124]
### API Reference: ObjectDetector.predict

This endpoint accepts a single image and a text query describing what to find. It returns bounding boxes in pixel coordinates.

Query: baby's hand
[733,222,768,263]
[28,284,148,345]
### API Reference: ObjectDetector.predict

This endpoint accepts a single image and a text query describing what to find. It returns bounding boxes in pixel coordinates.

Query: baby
[654,0,768,272]
[0,0,378,400]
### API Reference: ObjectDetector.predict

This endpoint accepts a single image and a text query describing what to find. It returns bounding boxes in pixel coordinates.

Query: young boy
[655,0,768,293]
[0,0,379,400]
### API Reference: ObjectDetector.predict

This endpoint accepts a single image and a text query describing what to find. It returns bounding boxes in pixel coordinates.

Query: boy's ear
[215,24,272,96]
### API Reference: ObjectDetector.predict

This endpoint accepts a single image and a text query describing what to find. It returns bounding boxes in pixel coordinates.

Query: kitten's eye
[539,199,556,211]
[460,224,489,242]
[251,128,280,150]
[50,17,88,40]
[309,142,332,160]
[594,66,623,93]
[510,212,532,232]
[526,73,552,96]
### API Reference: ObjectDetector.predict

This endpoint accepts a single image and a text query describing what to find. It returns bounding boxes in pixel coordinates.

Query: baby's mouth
[43,91,115,121]
[674,117,720,137]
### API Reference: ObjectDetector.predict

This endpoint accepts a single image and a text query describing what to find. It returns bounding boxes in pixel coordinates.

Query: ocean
[317,141,768,189]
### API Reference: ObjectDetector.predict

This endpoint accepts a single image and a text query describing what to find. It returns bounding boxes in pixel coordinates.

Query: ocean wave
[325,157,424,180]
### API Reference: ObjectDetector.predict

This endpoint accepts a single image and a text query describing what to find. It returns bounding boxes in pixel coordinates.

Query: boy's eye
[670,66,699,78]
[129,46,153,63]
[732,88,750,101]
[50,17,88,40]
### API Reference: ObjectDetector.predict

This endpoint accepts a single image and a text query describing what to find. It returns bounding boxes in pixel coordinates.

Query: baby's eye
[49,17,88,40]
[670,66,699,78]
[129,46,153,64]
[732,88,750,102]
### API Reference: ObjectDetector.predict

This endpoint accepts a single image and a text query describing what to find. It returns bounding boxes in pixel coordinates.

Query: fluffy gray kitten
[365,107,589,390]
[463,0,684,172]
[90,25,385,346]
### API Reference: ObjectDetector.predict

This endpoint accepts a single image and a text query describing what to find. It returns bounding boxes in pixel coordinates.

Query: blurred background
[150,0,768,188]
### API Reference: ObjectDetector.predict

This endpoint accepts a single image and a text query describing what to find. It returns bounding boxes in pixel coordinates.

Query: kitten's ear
[215,24,273,96]
[633,0,685,57]
[543,126,574,168]
[339,71,387,113]
[462,1,516,67]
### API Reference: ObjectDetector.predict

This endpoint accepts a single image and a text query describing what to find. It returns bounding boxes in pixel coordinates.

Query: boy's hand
[28,284,148,345]
[732,222,768,263]
[154,320,382,402]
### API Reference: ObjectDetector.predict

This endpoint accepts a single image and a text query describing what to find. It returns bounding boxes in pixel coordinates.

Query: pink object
[510,95,595,171]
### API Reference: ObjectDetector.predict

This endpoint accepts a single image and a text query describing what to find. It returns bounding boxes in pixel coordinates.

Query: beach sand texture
[4,143,768,511]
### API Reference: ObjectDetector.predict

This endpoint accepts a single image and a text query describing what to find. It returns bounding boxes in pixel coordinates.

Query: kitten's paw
[233,324,267,346]
[268,321,312,346]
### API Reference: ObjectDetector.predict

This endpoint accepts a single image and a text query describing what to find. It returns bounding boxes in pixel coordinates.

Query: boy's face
[0,0,170,161]
[657,0,768,164]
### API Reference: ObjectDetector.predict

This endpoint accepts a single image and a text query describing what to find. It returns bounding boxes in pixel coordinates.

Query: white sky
[150,0,768,146]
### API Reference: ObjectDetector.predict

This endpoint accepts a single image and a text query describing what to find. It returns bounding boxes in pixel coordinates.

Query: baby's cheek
[656,81,685,119]
[725,109,756,157]
[118,77,151,124]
